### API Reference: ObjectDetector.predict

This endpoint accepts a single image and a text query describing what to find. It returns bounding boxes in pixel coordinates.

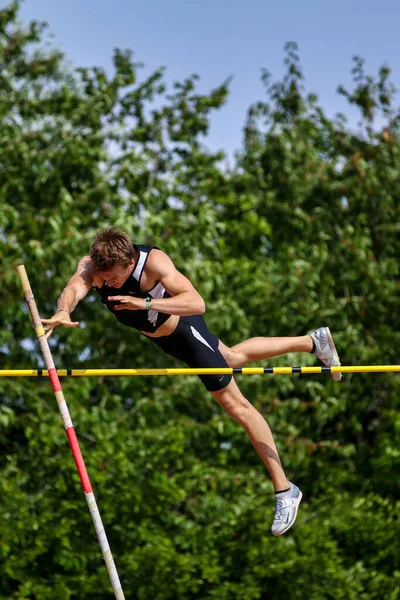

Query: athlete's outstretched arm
[41,256,94,339]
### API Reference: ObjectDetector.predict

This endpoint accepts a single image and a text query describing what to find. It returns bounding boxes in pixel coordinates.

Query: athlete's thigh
[218,339,241,367]
[209,377,252,418]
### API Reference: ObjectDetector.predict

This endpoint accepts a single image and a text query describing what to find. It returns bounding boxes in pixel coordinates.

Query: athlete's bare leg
[218,335,312,368]
[210,378,288,491]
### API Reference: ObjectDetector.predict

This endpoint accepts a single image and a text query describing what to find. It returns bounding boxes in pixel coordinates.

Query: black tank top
[94,244,172,333]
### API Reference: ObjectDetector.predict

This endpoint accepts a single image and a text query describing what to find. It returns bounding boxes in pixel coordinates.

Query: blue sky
[6,0,400,157]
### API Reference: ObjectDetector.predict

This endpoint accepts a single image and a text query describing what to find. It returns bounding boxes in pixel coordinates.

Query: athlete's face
[99,259,135,288]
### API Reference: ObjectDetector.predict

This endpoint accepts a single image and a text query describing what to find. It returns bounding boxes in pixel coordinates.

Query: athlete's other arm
[110,250,206,316]
[41,256,94,339]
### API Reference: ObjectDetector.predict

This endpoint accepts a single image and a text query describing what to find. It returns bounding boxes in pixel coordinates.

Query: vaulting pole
[16,265,125,600]
[2,365,400,377]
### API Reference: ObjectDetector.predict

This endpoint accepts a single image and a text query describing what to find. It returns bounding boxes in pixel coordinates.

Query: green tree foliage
[1,3,400,599]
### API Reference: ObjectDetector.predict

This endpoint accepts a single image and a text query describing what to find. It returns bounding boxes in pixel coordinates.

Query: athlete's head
[90,227,135,272]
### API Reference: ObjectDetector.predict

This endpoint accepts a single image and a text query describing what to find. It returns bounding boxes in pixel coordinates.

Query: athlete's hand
[41,312,80,340]
[107,296,145,311]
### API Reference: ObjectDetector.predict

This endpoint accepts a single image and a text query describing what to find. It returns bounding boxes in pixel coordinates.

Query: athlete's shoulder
[77,254,93,268]
[145,248,176,276]
[76,255,99,286]
[135,243,160,253]
[76,255,96,275]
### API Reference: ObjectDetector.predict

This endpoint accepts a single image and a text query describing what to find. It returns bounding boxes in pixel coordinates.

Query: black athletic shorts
[148,314,232,392]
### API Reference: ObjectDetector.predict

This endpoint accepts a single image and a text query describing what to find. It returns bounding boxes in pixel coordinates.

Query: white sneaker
[271,482,302,536]
[309,326,342,381]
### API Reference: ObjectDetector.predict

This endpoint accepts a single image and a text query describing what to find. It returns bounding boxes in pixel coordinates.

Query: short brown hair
[90,227,135,271]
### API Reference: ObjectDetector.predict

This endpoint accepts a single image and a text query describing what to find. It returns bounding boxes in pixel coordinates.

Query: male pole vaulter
[42,227,341,536]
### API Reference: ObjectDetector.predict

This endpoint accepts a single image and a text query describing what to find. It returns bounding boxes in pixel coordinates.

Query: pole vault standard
[2,365,400,377]
[17,266,125,600]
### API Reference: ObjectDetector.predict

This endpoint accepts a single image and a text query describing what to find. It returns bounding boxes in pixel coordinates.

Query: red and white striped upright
[17,265,125,600]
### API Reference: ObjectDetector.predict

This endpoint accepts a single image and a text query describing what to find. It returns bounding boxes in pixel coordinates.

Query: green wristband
[145,296,152,310]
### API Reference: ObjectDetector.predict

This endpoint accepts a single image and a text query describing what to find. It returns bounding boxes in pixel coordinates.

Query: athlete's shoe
[309,326,342,381]
[271,482,303,536]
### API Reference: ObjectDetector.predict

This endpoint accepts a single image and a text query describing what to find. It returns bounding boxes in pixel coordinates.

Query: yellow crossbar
[1,366,400,377]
